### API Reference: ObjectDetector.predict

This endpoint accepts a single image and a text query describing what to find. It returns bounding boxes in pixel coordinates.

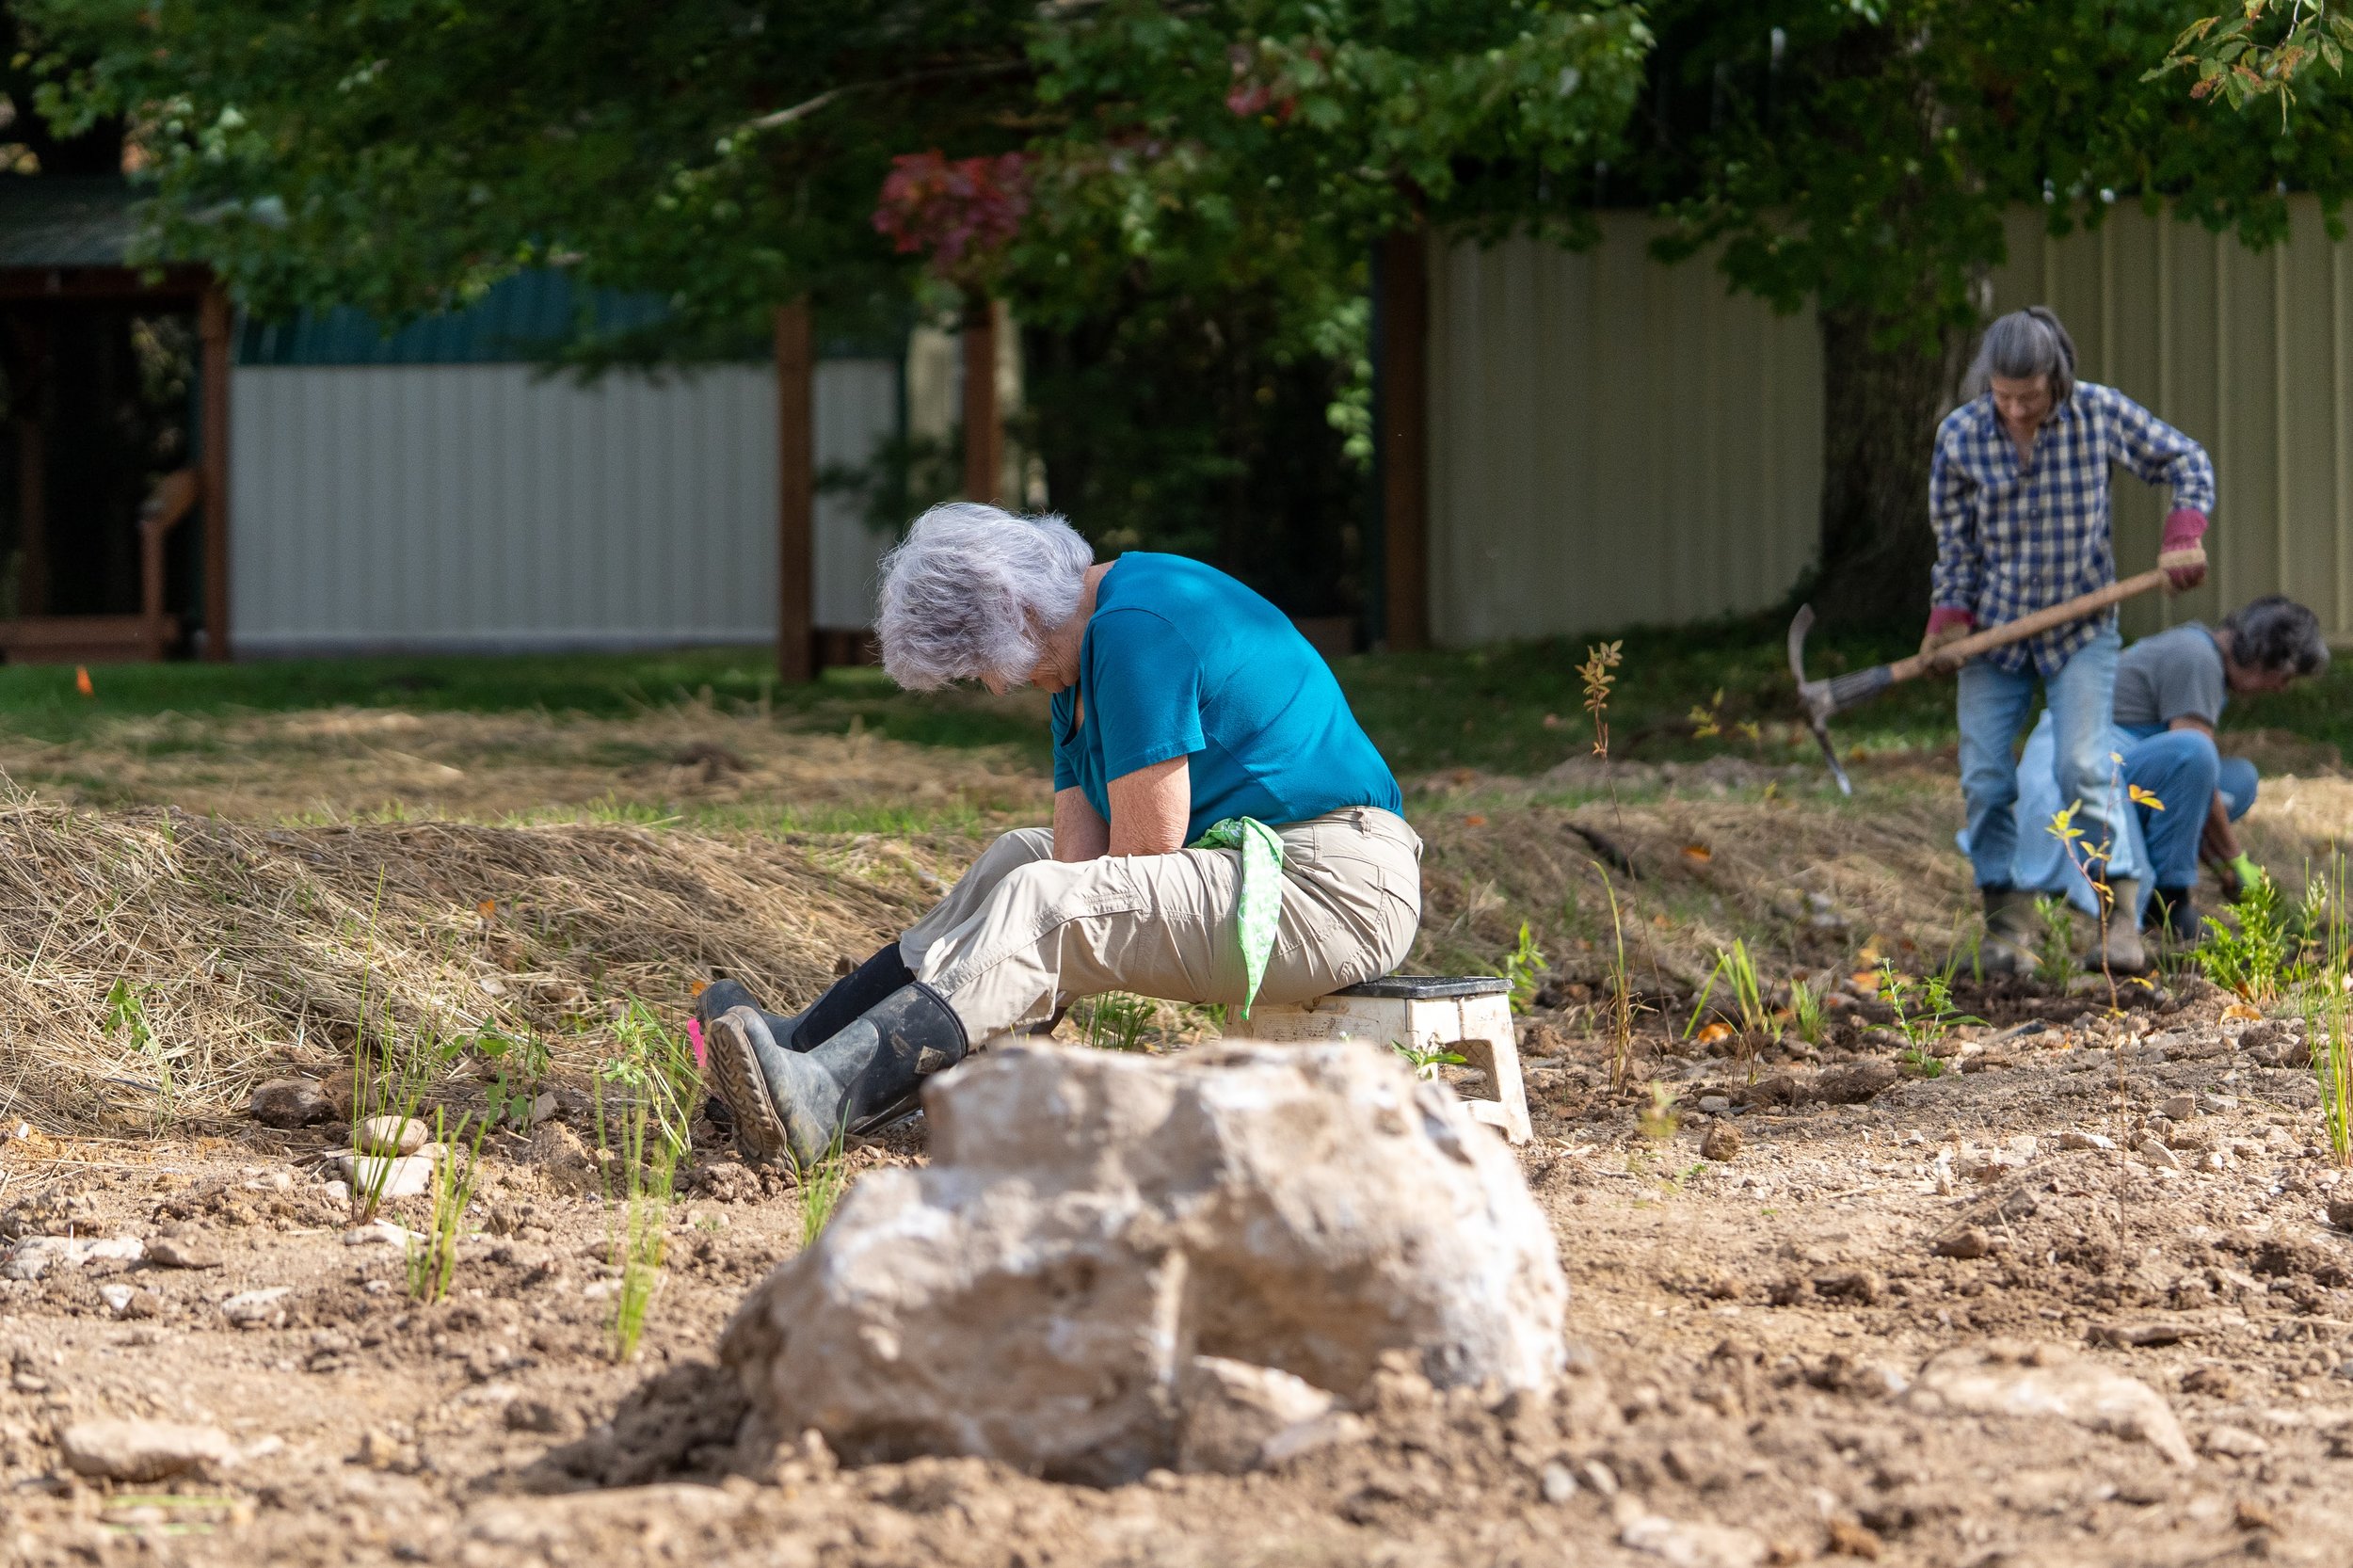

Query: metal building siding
[1426,220,1821,646]
[1430,200,2353,644]
[1993,199,2353,642]
[231,360,900,652]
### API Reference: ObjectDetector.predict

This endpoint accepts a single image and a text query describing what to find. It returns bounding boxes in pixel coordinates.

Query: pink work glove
[1918,607,1974,672]
[2159,508,2208,591]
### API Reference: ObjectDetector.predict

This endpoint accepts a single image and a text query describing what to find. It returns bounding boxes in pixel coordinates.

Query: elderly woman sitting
[697,504,1422,1165]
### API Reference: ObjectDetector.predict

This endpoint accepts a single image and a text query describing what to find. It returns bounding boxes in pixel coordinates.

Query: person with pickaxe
[1922,307,2215,977]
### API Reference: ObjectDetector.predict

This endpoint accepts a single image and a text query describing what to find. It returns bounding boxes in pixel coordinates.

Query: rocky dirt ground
[3,724,2352,1567]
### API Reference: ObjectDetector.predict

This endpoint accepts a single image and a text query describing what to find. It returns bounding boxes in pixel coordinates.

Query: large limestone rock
[721,1041,1567,1483]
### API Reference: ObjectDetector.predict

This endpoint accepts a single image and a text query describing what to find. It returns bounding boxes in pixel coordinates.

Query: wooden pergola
[0,179,232,663]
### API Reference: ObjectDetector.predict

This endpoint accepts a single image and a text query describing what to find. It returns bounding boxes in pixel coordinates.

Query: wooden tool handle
[1889,568,2170,683]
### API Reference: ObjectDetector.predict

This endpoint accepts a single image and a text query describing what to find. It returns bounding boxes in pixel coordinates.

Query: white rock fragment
[355,1115,429,1157]
[220,1287,293,1329]
[1176,1355,1349,1475]
[58,1418,238,1481]
[2202,1424,2267,1457]
[722,1041,1567,1485]
[335,1153,437,1200]
[1618,1511,1770,1567]
[1902,1339,2196,1469]
[2,1235,144,1281]
[2060,1130,2117,1152]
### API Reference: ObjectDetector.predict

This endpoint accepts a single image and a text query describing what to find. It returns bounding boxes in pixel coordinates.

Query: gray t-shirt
[2112,622,2226,729]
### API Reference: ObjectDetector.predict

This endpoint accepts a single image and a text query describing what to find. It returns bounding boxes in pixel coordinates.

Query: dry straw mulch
[0,791,930,1134]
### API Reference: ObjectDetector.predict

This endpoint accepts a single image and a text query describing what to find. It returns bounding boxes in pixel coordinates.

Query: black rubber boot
[693,943,915,1055]
[2151,887,2203,943]
[705,981,968,1167]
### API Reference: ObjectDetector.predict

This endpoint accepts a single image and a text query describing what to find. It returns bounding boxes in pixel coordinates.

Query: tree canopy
[22,0,1650,357]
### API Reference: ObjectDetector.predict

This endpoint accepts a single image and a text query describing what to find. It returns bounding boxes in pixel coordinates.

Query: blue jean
[1958,627,2128,888]
[2120,727,2257,889]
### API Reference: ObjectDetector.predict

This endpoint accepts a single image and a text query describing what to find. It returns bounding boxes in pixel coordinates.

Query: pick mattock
[1787,566,2181,796]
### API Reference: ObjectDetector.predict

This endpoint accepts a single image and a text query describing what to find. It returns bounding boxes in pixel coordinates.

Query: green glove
[1190,817,1284,1018]
[2230,853,2266,889]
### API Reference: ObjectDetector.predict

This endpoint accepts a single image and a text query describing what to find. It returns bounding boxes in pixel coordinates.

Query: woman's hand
[1107,758,1191,857]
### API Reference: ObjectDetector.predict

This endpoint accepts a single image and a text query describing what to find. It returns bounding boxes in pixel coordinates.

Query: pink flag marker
[686,1016,707,1071]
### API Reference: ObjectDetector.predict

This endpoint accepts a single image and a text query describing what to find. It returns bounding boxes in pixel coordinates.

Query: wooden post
[1378,228,1430,651]
[961,294,1002,504]
[775,298,816,682]
[15,417,45,617]
[198,285,232,661]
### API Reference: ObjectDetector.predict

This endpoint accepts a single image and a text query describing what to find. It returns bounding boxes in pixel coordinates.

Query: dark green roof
[0,176,145,268]
[237,269,673,365]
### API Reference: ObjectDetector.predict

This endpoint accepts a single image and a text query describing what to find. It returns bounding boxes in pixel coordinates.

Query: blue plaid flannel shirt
[1929,381,2216,676]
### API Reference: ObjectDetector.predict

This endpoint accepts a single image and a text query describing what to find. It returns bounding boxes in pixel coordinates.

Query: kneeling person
[698,504,1422,1166]
[2114,596,2326,937]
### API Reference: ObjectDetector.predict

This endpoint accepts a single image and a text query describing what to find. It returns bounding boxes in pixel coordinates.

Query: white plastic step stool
[1225,975,1531,1144]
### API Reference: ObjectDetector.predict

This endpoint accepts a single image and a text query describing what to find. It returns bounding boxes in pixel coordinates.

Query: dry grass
[0,702,1047,828]
[1406,755,2353,998]
[3,699,2346,1139]
[0,781,936,1134]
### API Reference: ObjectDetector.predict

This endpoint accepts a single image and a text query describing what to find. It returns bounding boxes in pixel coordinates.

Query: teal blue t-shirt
[1049,553,1403,841]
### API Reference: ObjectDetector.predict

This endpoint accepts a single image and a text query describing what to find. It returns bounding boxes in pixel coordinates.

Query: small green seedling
[592,998,697,1362]
[1879,958,1980,1077]
[1394,1039,1469,1080]
[1637,1082,1682,1142]
[1497,920,1548,1015]
[104,979,173,1128]
[2032,896,2075,986]
[406,1108,488,1304]
[1080,991,1155,1052]
[792,1117,855,1252]
[1785,973,1829,1048]
[1687,939,1769,1039]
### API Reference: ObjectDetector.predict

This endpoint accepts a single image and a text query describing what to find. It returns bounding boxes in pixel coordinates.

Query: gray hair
[875,502,1095,690]
[1965,306,2077,406]
[2223,595,2330,680]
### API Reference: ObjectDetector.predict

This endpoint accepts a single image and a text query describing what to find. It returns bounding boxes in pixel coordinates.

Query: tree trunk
[1809,304,1969,627]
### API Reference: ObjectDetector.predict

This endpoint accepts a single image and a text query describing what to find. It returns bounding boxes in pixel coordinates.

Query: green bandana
[1189,816,1284,1017]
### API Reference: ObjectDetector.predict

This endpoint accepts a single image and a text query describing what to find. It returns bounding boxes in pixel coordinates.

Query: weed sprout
[405,1108,488,1304]
[2031,895,2075,987]
[1393,1039,1469,1080]
[592,998,697,1362]
[1497,921,1547,1015]
[1785,973,1830,1048]
[2297,859,2353,1165]
[1593,863,1640,1093]
[1079,992,1155,1051]
[1879,958,1980,1077]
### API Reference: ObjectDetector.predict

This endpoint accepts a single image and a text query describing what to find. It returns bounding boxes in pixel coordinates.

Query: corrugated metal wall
[1994,200,2353,641]
[1428,198,2353,645]
[231,360,899,653]
[1426,217,1823,646]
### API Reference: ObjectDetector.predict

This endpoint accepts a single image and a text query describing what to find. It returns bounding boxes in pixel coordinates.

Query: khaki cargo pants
[898,807,1424,1039]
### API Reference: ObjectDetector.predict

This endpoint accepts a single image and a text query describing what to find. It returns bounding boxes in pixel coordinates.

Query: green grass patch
[12,611,2349,784]
[0,651,1048,761]
[1332,612,1960,776]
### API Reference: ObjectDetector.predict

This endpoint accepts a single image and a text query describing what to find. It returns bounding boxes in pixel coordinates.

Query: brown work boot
[2090,877,2149,975]
[1978,885,2039,976]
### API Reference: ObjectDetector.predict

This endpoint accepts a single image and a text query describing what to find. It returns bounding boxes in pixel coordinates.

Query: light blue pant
[1958,627,2129,889]
[2119,726,2257,890]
